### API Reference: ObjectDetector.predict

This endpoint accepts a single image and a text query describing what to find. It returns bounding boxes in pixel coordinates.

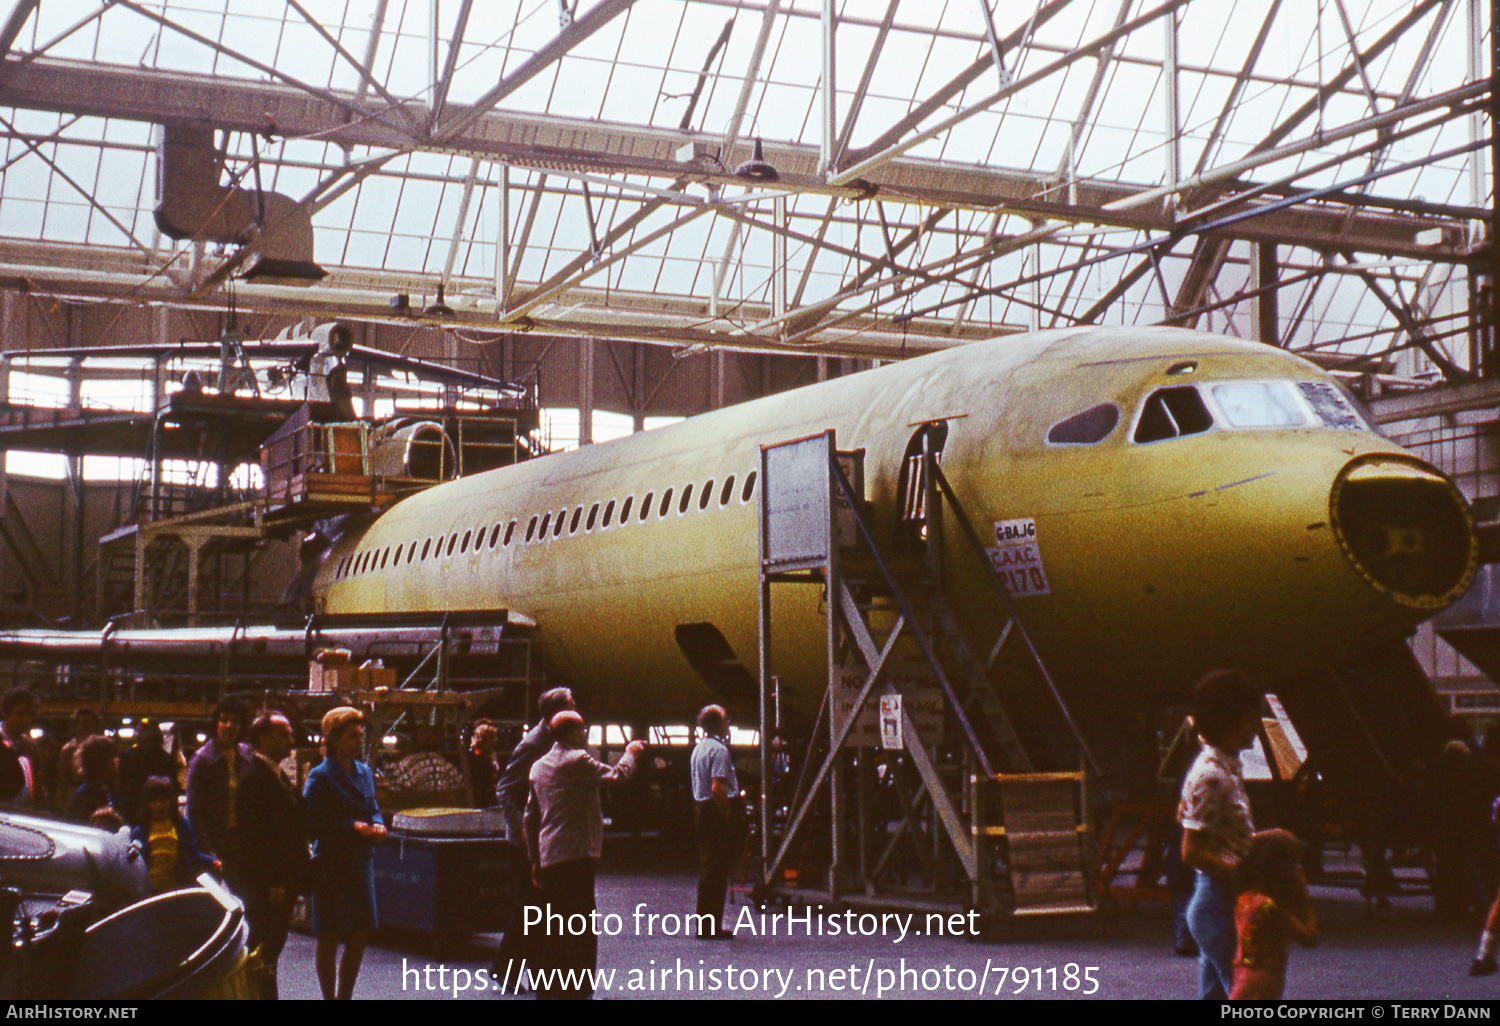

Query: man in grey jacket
[524,711,645,999]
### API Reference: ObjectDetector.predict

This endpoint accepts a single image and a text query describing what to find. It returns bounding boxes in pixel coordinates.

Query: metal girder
[0,239,990,358]
[0,56,1470,263]
[0,0,39,60]
[1170,0,1448,321]
[829,0,1192,187]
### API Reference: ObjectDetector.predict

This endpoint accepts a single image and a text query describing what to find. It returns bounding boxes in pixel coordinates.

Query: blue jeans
[1186,870,1236,999]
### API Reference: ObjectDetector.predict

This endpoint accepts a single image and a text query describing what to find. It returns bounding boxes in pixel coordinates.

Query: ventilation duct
[154,124,325,285]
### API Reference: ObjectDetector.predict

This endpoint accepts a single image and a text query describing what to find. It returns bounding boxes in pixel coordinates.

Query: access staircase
[755,428,1097,917]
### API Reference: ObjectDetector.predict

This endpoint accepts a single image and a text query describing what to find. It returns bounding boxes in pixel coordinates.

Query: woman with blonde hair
[303,706,385,1000]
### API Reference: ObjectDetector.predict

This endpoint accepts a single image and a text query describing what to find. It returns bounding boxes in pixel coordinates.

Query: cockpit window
[1211,382,1306,428]
[1134,387,1214,443]
[1298,381,1364,430]
[1047,403,1120,445]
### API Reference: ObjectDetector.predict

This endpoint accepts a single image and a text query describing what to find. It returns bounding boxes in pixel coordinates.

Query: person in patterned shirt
[1179,669,1263,1000]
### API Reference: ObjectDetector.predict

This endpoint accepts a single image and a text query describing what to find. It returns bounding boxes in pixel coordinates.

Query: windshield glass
[1211,382,1307,428]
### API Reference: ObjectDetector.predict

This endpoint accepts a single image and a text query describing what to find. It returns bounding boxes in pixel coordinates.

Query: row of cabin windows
[333,469,759,581]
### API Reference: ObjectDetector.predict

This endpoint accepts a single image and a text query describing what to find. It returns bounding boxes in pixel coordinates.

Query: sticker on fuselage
[987,518,1050,597]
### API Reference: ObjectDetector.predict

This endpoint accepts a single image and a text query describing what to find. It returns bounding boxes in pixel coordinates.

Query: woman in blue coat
[304,706,386,1000]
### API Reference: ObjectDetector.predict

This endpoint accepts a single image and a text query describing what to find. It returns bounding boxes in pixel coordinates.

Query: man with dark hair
[0,688,45,808]
[497,688,576,842]
[117,720,177,827]
[525,711,645,999]
[239,711,308,999]
[690,704,743,938]
[1178,669,1263,1000]
[186,695,253,893]
[491,687,577,991]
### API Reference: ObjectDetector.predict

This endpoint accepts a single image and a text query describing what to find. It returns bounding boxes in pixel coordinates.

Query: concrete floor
[270,868,1500,1001]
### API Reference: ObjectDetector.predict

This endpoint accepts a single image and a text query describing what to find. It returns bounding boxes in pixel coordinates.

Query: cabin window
[526,516,539,543]
[421,538,432,560]
[679,484,694,514]
[538,513,551,539]
[585,504,599,531]
[446,532,459,557]
[720,476,735,506]
[699,480,714,510]
[1134,386,1213,443]
[460,530,472,554]
[640,493,653,520]
[378,548,388,570]
[553,510,567,538]
[1047,403,1119,445]
[504,520,517,545]
[361,552,372,574]
[393,543,404,565]
[602,500,615,527]
[659,489,673,517]
[407,542,417,564]
[620,496,633,522]
[570,507,584,534]
[486,523,500,548]
[1211,382,1306,428]
[742,471,757,502]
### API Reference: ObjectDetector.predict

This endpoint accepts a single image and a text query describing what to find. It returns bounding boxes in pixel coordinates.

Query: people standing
[525,710,644,1000]
[1178,669,1262,1000]
[497,689,577,840]
[492,688,577,990]
[117,720,178,827]
[0,688,46,808]
[55,708,102,814]
[304,706,385,1001]
[239,711,309,1000]
[690,705,744,939]
[64,735,119,824]
[465,720,501,809]
[185,696,253,891]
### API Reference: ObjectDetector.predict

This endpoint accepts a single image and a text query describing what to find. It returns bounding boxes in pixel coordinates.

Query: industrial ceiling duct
[154,123,326,285]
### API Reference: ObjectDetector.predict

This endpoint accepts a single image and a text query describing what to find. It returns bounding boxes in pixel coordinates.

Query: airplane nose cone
[1330,453,1477,610]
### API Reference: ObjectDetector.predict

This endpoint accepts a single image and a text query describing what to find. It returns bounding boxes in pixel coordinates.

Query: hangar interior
[0,0,1496,915]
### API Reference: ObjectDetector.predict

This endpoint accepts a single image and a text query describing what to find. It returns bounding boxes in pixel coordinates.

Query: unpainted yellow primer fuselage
[314,327,1475,722]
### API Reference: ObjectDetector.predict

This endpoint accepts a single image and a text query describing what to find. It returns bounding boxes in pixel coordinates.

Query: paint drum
[67,886,250,1000]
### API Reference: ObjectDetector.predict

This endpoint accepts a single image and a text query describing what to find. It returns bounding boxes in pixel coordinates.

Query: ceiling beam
[0,56,1471,261]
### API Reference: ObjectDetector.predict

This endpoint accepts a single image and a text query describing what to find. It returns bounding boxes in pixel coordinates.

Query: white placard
[986,517,1050,597]
[879,695,903,751]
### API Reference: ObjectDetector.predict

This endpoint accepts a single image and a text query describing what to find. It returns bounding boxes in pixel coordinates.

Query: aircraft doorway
[896,421,948,544]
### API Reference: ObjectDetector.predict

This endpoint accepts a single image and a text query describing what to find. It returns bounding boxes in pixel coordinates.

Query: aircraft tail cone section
[1329,454,1477,611]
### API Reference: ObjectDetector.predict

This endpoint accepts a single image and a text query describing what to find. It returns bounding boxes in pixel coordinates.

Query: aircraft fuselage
[314,327,1476,725]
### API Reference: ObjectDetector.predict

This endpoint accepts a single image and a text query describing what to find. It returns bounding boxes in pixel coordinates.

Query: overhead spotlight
[424,283,455,317]
[734,138,779,183]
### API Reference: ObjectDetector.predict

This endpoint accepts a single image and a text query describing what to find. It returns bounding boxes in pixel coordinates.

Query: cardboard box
[309,663,357,693]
